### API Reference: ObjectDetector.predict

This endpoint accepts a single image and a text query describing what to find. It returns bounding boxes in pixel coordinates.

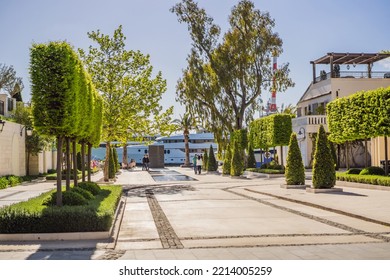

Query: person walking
[197,154,203,175]
[192,154,198,174]
[142,154,150,171]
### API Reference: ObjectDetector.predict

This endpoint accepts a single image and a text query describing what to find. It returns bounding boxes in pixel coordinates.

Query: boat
[91,132,218,166]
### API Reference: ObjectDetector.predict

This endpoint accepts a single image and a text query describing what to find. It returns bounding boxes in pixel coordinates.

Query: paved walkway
[1,167,390,260]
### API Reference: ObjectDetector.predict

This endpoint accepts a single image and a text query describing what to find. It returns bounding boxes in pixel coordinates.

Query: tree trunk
[280,145,284,167]
[345,142,350,170]
[385,136,388,176]
[56,136,63,206]
[87,143,92,182]
[364,139,368,168]
[72,139,78,187]
[337,144,341,169]
[81,142,86,182]
[26,151,30,176]
[104,142,111,182]
[184,129,190,166]
[122,143,128,167]
[65,137,71,191]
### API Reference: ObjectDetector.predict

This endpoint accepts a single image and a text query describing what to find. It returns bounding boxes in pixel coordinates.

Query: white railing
[293,115,327,126]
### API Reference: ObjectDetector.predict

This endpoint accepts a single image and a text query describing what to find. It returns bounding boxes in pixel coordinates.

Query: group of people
[192,154,204,174]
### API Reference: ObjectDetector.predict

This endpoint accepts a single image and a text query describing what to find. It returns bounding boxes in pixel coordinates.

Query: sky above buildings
[1,0,389,118]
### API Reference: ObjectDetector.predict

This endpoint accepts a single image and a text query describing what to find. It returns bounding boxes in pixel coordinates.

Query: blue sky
[1,0,389,118]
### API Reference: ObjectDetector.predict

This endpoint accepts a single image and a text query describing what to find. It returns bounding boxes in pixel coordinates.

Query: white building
[292,52,390,168]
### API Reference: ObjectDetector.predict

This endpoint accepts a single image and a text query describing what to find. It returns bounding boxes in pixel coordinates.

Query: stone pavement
[1,167,390,260]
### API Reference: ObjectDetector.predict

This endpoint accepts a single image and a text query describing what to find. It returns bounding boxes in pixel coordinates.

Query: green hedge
[249,113,292,149]
[0,175,26,189]
[0,185,122,233]
[246,168,285,174]
[336,172,390,187]
[327,86,390,143]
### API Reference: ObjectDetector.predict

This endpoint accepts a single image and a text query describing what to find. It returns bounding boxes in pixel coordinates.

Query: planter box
[306,187,343,193]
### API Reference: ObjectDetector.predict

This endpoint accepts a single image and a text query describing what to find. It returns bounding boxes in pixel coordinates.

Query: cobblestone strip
[245,188,390,228]
[145,189,184,249]
[225,187,390,242]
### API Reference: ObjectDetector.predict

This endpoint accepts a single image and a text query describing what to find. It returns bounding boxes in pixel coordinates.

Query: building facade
[292,53,390,168]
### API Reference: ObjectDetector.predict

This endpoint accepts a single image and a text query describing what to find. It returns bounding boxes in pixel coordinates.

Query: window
[7,98,13,112]
[0,100,4,115]
[297,107,302,117]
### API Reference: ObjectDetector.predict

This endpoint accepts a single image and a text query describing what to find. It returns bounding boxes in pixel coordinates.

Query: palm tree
[172,113,199,167]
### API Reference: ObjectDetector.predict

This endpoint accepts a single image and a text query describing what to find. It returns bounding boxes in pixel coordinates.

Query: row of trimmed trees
[30,41,103,206]
[327,86,390,174]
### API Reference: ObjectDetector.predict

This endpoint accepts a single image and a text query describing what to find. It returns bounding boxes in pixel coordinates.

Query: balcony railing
[315,71,390,83]
[292,115,327,127]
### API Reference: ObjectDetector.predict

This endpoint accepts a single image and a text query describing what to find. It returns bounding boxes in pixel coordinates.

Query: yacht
[92,132,217,166]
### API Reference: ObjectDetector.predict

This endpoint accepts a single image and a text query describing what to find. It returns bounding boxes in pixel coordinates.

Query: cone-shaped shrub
[312,125,335,188]
[222,145,231,175]
[203,150,208,170]
[247,143,256,169]
[285,133,305,185]
[207,145,218,171]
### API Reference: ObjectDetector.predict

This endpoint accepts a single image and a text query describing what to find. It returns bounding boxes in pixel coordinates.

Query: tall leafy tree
[172,112,200,167]
[30,41,80,205]
[79,25,173,181]
[172,0,294,147]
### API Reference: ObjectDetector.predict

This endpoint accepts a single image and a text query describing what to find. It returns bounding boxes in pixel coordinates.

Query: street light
[0,120,5,132]
[20,125,33,136]
[297,127,306,141]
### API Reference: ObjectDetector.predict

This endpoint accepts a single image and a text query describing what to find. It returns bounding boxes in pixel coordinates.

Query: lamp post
[20,125,33,136]
[0,119,5,132]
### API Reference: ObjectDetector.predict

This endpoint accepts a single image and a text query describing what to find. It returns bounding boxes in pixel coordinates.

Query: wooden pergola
[310,52,390,83]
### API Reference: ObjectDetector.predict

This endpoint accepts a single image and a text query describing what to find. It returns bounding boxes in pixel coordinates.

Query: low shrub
[46,173,82,180]
[346,168,362,175]
[260,160,284,170]
[7,175,22,187]
[246,168,285,174]
[44,190,88,206]
[71,187,94,200]
[78,181,101,195]
[336,172,390,187]
[359,166,385,176]
[0,185,122,233]
[0,177,8,189]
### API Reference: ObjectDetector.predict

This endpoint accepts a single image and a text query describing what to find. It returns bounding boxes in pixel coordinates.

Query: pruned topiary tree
[203,150,208,171]
[312,125,335,188]
[285,133,305,185]
[222,144,232,175]
[207,145,218,172]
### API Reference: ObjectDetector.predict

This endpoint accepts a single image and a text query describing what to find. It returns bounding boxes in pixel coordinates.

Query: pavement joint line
[183,241,385,250]
[179,232,390,240]
[0,191,26,200]
[244,188,390,228]
[145,189,184,249]
[224,187,390,243]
